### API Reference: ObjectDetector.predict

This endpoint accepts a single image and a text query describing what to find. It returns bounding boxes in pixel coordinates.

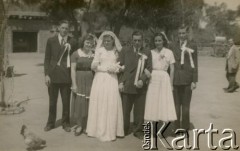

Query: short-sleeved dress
[70,49,94,129]
[144,47,177,122]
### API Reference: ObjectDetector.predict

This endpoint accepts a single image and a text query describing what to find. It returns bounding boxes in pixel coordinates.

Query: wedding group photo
[0,0,240,151]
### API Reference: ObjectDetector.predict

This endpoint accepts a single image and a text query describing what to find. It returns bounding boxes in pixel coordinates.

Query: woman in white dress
[144,32,177,123]
[86,31,124,141]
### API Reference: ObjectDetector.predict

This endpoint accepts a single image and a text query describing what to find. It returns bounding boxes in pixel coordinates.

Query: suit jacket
[119,46,152,94]
[44,35,77,84]
[226,45,240,73]
[169,40,198,85]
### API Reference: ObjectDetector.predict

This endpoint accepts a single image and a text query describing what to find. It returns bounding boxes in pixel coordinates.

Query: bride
[86,31,124,141]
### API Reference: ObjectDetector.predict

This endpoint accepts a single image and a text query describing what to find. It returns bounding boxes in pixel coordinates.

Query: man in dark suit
[169,26,198,132]
[119,31,152,139]
[224,38,240,93]
[44,20,77,132]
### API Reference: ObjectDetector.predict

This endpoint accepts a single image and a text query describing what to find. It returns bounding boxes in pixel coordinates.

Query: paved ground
[0,53,240,151]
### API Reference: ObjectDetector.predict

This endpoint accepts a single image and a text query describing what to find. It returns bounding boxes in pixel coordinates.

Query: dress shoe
[225,87,235,93]
[124,130,132,136]
[234,84,239,90]
[44,125,54,132]
[83,129,87,135]
[63,126,71,132]
[74,126,83,136]
[223,87,229,91]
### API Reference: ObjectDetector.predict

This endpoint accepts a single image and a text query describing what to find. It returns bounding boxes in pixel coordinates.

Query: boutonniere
[159,53,165,59]
[89,53,95,58]
[158,48,166,60]
[138,53,148,60]
[64,43,71,51]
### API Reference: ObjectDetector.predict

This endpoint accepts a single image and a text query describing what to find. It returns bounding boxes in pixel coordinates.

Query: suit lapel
[56,36,68,60]
[173,41,182,61]
[227,46,235,59]
[129,46,142,72]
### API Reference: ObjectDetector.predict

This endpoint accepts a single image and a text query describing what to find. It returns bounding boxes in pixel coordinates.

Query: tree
[237,5,240,16]
[205,2,240,38]
[17,0,204,38]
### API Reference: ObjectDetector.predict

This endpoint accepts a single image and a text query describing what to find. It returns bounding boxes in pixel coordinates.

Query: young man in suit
[44,20,77,132]
[224,38,240,93]
[170,26,198,132]
[119,31,152,139]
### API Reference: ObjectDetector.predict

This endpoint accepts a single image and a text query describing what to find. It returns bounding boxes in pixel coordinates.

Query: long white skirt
[86,72,124,141]
[144,70,177,122]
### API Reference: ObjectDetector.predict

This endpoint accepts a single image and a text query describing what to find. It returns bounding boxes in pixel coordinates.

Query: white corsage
[134,53,148,86]
[159,53,165,60]
[57,43,71,67]
[89,53,95,58]
[64,43,71,51]
[181,41,195,68]
[138,53,148,60]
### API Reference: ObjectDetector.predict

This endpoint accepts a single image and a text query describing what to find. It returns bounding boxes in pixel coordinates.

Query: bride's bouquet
[107,62,125,73]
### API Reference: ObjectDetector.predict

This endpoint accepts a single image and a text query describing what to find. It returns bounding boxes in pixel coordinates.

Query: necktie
[61,38,65,47]
[137,48,141,53]
[180,41,183,47]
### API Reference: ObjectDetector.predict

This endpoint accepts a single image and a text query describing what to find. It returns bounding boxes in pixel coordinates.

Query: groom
[119,31,152,139]
[44,20,77,132]
[170,25,198,132]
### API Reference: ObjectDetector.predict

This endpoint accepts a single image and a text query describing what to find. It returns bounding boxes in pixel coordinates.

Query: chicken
[20,125,46,151]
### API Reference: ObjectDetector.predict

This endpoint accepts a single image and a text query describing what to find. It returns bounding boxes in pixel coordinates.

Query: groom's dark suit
[119,46,152,136]
[44,35,77,128]
[169,40,198,130]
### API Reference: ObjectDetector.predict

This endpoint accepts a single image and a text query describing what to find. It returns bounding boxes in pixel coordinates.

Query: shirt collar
[133,47,141,53]
[58,34,68,44]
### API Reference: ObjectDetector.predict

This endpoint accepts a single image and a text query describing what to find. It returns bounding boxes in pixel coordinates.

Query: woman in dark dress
[70,34,96,136]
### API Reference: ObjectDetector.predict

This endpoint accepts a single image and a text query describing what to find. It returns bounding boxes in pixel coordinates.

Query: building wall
[5,19,53,53]
[38,30,54,53]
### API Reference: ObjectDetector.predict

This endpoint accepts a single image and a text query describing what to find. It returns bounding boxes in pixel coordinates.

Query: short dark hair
[132,30,143,38]
[58,20,70,26]
[152,32,168,47]
[79,33,96,48]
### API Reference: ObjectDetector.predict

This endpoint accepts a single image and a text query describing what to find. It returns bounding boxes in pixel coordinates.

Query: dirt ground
[0,53,240,151]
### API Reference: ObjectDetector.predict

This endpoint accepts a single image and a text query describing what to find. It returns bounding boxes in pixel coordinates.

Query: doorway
[13,31,37,53]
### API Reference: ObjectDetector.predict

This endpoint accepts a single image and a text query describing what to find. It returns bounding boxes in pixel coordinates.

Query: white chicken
[20,125,46,151]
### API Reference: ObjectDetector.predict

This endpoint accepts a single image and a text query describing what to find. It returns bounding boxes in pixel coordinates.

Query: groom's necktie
[180,41,183,47]
[135,48,140,56]
[61,38,65,47]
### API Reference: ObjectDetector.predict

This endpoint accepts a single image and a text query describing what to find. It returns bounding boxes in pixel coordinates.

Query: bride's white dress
[86,47,124,141]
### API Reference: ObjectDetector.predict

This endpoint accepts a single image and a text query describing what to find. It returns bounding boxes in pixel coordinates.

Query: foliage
[205,2,240,43]
[123,0,204,31]
[18,0,204,36]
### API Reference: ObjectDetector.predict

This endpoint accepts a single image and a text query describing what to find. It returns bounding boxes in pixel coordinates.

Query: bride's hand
[71,85,77,93]
[107,66,116,73]
[107,64,118,73]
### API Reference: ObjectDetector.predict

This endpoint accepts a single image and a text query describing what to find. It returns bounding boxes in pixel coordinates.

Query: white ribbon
[57,43,71,68]
[134,53,147,86]
[181,41,195,68]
